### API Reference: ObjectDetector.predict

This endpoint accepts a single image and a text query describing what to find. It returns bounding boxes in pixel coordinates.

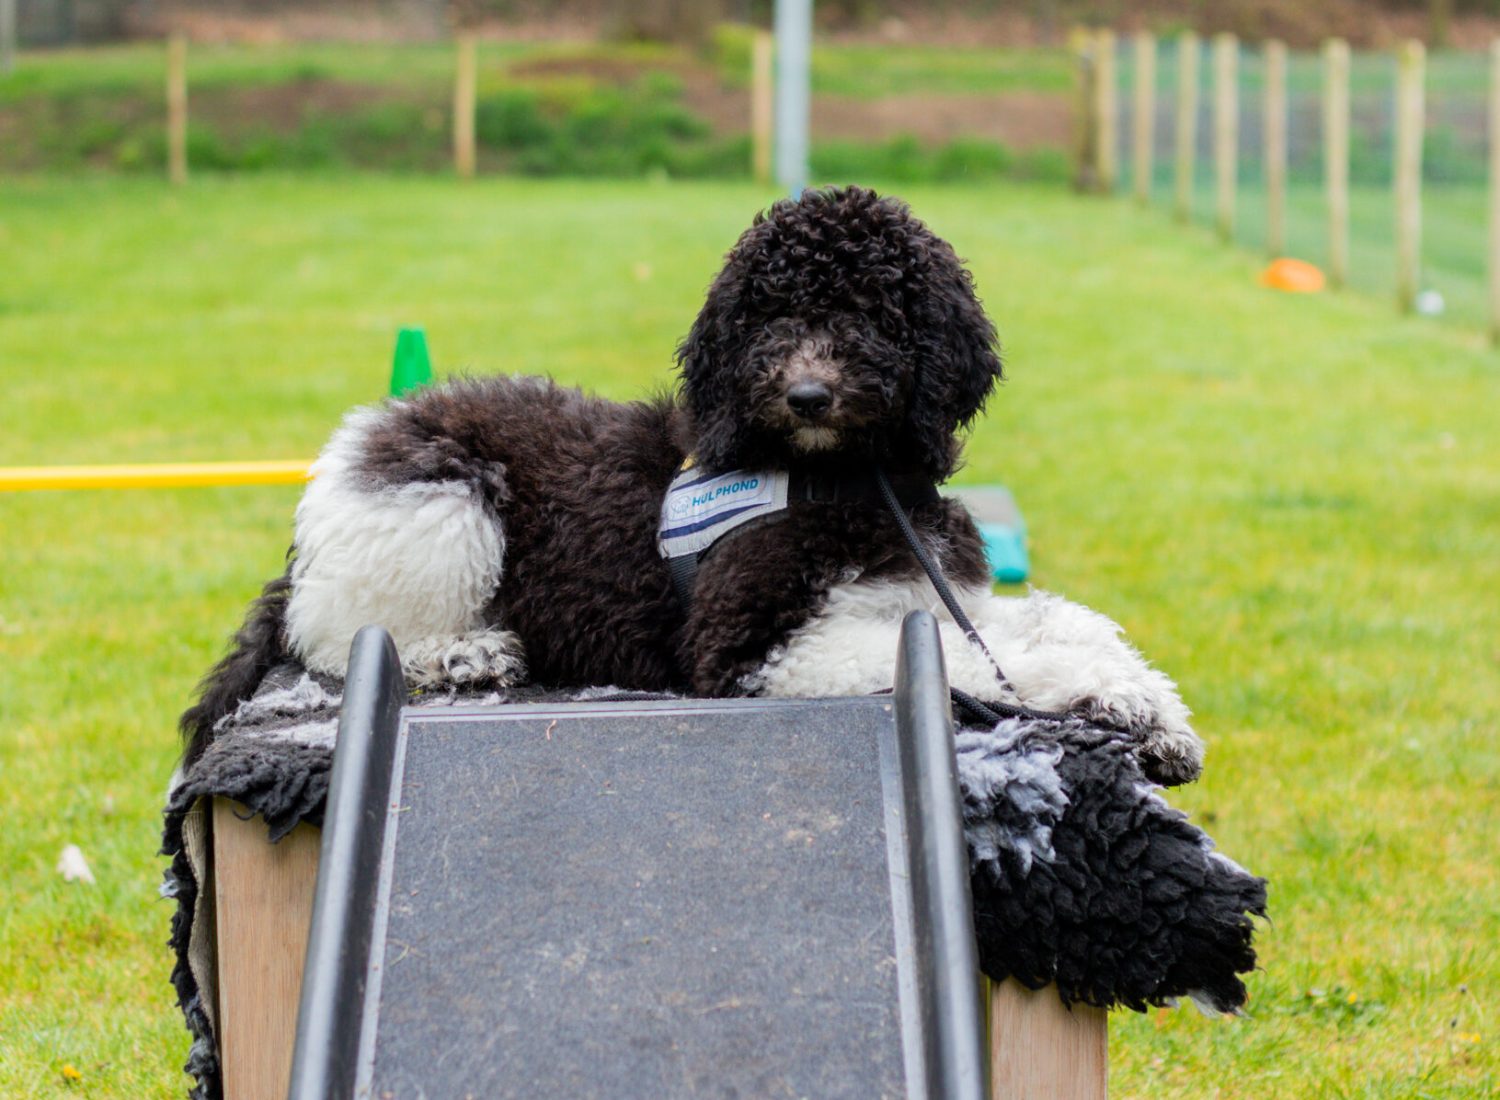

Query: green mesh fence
[1113,36,1491,331]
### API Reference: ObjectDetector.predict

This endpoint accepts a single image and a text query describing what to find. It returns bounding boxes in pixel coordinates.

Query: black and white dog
[183,186,1202,785]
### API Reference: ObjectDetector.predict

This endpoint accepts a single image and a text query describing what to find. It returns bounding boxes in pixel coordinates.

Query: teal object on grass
[953,486,1030,584]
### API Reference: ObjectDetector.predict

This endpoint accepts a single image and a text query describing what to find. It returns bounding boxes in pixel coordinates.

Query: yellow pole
[0,460,313,492]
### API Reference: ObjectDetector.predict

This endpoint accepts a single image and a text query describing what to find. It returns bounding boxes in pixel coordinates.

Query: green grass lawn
[0,175,1497,1098]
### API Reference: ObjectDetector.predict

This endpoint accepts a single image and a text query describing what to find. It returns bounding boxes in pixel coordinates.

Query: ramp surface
[373,700,908,1099]
[289,614,984,1100]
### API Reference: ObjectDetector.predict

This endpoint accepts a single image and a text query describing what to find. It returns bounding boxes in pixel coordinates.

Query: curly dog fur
[182,186,1203,784]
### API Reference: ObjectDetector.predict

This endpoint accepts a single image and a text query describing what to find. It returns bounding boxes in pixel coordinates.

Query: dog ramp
[288,612,984,1100]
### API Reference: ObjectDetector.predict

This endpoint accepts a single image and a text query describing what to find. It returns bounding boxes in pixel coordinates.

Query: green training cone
[390,327,434,396]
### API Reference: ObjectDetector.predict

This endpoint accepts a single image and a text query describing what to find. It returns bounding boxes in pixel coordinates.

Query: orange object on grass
[1259,257,1326,293]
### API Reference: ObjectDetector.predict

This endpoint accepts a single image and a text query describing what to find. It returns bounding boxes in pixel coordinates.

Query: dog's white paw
[962,590,1205,786]
[1042,659,1203,786]
[1081,692,1204,786]
[402,629,526,688]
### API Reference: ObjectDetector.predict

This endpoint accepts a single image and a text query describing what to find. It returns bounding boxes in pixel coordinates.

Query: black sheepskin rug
[957,720,1265,1014]
[161,666,1266,1100]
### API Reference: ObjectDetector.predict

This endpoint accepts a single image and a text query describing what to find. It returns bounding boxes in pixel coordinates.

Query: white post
[774,0,812,196]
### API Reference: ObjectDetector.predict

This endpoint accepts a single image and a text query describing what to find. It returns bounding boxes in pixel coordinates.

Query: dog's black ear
[676,255,755,471]
[904,245,1003,480]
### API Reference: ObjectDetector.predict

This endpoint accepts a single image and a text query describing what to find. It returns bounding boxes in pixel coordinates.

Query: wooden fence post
[988,980,1108,1100]
[1395,38,1425,312]
[1094,29,1118,192]
[1213,33,1238,242]
[1265,40,1287,255]
[1490,39,1500,343]
[1324,38,1351,288]
[1133,32,1157,204]
[1069,25,1098,191]
[454,32,477,180]
[1174,31,1200,222]
[0,0,17,77]
[167,33,187,186]
[752,29,773,186]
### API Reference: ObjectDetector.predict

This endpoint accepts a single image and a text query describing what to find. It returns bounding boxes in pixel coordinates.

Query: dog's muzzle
[785,381,834,422]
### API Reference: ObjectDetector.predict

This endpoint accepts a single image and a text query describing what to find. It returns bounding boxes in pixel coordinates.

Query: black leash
[874,468,1082,730]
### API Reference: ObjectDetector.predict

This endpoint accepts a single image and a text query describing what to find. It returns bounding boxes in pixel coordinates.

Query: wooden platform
[212,797,1107,1100]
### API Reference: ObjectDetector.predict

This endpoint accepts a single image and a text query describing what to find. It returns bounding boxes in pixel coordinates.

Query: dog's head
[676,186,1002,480]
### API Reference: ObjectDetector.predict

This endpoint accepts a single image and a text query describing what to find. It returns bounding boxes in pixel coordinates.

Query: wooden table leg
[988,979,1108,1100]
[213,798,321,1100]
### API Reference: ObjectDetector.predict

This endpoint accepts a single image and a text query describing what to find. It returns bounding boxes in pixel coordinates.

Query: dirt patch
[681,82,1069,148]
[512,53,1074,148]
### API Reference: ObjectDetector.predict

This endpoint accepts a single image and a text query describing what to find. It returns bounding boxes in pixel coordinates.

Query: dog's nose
[786,381,834,421]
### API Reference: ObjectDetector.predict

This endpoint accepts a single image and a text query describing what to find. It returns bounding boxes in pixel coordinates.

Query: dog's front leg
[949,589,1204,785]
[283,409,523,688]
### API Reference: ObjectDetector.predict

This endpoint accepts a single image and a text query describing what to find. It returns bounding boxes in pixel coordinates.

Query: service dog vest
[657,459,940,612]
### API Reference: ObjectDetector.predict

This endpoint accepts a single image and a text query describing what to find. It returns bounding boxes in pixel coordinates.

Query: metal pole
[774,0,811,196]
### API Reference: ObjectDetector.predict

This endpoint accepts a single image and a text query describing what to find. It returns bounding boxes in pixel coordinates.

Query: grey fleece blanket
[162,665,1266,1100]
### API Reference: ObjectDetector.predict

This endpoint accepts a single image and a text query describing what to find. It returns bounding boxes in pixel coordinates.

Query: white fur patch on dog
[285,406,518,686]
[745,577,1202,778]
